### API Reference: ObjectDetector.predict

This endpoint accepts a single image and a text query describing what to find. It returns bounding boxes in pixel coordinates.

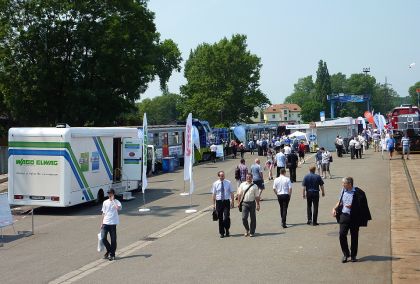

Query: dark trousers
[216,200,231,235]
[306,191,319,223]
[211,152,216,162]
[241,201,256,234]
[289,167,296,182]
[339,214,359,258]
[350,146,355,159]
[276,166,285,177]
[102,224,117,257]
[277,194,290,225]
[337,145,343,157]
[357,148,362,159]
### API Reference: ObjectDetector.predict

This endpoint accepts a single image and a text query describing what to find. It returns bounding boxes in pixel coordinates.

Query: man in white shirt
[349,137,356,159]
[237,173,260,237]
[335,136,344,157]
[212,171,235,238]
[101,189,122,261]
[275,149,286,177]
[210,143,217,163]
[283,143,292,155]
[273,168,293,228]
[354,138,362,159]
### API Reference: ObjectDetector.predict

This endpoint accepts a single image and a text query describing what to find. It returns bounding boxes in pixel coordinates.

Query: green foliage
[0,0,181,126]
[138,93,181,124]
[284,76,315,107]
[179,34,270,126]
[301,101,324,122]
[330,73,347,93]
[155,39,183,92]
[408,81,420,106]
[314,60,331,113]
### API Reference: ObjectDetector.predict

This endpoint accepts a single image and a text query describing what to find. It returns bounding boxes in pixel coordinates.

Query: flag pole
[180,180,189,196]
[139,113,150,213]
[186,150,196,213]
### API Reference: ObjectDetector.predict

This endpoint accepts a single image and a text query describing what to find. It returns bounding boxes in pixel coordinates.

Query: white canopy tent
[289,131,308,141]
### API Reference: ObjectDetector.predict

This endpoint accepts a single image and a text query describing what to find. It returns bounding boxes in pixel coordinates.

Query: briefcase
[212,209,218,221]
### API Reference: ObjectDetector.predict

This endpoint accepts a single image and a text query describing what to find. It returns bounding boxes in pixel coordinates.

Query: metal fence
[0,147,7,174]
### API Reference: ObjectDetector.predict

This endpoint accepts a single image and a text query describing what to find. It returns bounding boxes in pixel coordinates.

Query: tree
[0,0,181,126]
[408,81,420,106]
[301,101,324,122]
[137,93,181,124]
[179,34,270,126]
[314,60,331,114]
[330,73,347,94]
[284,76,315,107]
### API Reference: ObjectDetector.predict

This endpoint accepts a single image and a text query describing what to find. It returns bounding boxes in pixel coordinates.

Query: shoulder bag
[238,183,254,212]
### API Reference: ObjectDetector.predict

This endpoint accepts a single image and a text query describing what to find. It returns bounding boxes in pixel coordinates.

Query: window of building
[284,117,288,121]
[272,114,275,119]
[284,109,288,114]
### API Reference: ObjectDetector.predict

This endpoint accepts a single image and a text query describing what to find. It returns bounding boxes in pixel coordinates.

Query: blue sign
[309,134,317,141]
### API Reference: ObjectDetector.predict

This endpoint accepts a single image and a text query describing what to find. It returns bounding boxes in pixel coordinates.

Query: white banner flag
[142,113,148,192]
[184,113,194,193]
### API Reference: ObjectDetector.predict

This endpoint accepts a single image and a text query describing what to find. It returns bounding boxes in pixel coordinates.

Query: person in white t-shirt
[321,147,332,179]
[273,168,293,228]
[101,189,122,261]
[210,143,217,163]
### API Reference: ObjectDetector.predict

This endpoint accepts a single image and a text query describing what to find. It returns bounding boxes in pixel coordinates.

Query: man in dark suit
[332,177,371,263]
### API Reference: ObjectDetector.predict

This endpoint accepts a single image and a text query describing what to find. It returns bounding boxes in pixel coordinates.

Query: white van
[8,126,147,207]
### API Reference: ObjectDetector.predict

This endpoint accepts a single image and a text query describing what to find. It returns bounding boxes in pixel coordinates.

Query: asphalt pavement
[0,149,396,283]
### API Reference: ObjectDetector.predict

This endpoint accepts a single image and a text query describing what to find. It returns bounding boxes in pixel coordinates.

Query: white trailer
[8,126,146,207]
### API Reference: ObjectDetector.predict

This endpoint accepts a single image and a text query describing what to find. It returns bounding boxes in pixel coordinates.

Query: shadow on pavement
[32,188,175,216]
[127,204,200,217]
[358,255,401,262]
[118,254,152,260]
[0,233,29,244]
[148,179,174,183]
[254,232,285,237]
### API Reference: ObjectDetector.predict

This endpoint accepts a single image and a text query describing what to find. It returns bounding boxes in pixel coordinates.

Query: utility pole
[363,67,370,75]
[363,67,371,111]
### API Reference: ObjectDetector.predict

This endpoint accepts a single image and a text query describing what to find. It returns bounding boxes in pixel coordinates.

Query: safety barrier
[0,193,34,247]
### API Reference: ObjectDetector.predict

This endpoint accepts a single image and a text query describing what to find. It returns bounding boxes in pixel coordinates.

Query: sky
[142,0,420,104]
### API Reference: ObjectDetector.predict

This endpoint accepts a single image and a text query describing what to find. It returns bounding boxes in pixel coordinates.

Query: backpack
[235,166,240,180]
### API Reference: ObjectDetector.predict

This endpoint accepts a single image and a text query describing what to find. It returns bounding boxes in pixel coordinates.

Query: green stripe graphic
[10,141,94,199]
[97,137,113,172]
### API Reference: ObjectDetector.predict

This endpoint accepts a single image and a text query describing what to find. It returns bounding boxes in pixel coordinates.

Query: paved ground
[390,155,420,283]
[0,148,417,283]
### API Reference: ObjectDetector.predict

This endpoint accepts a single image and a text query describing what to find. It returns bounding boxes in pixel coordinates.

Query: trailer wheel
[97,189,105,204]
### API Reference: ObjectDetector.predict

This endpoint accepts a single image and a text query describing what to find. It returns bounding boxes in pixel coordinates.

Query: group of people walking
[98,133,372,264]
[211,164,371,262]
[211,137,372,263]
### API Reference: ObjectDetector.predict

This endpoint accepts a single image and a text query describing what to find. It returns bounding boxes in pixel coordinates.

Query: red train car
[389,105,420,153]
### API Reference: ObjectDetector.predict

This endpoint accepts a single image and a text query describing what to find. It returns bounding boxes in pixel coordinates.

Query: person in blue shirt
[332,177,371,263]
[302,166,325,225]
[385,135,396,160]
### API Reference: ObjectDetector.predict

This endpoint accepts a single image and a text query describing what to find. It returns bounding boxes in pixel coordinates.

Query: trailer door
[122,138,142,180]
